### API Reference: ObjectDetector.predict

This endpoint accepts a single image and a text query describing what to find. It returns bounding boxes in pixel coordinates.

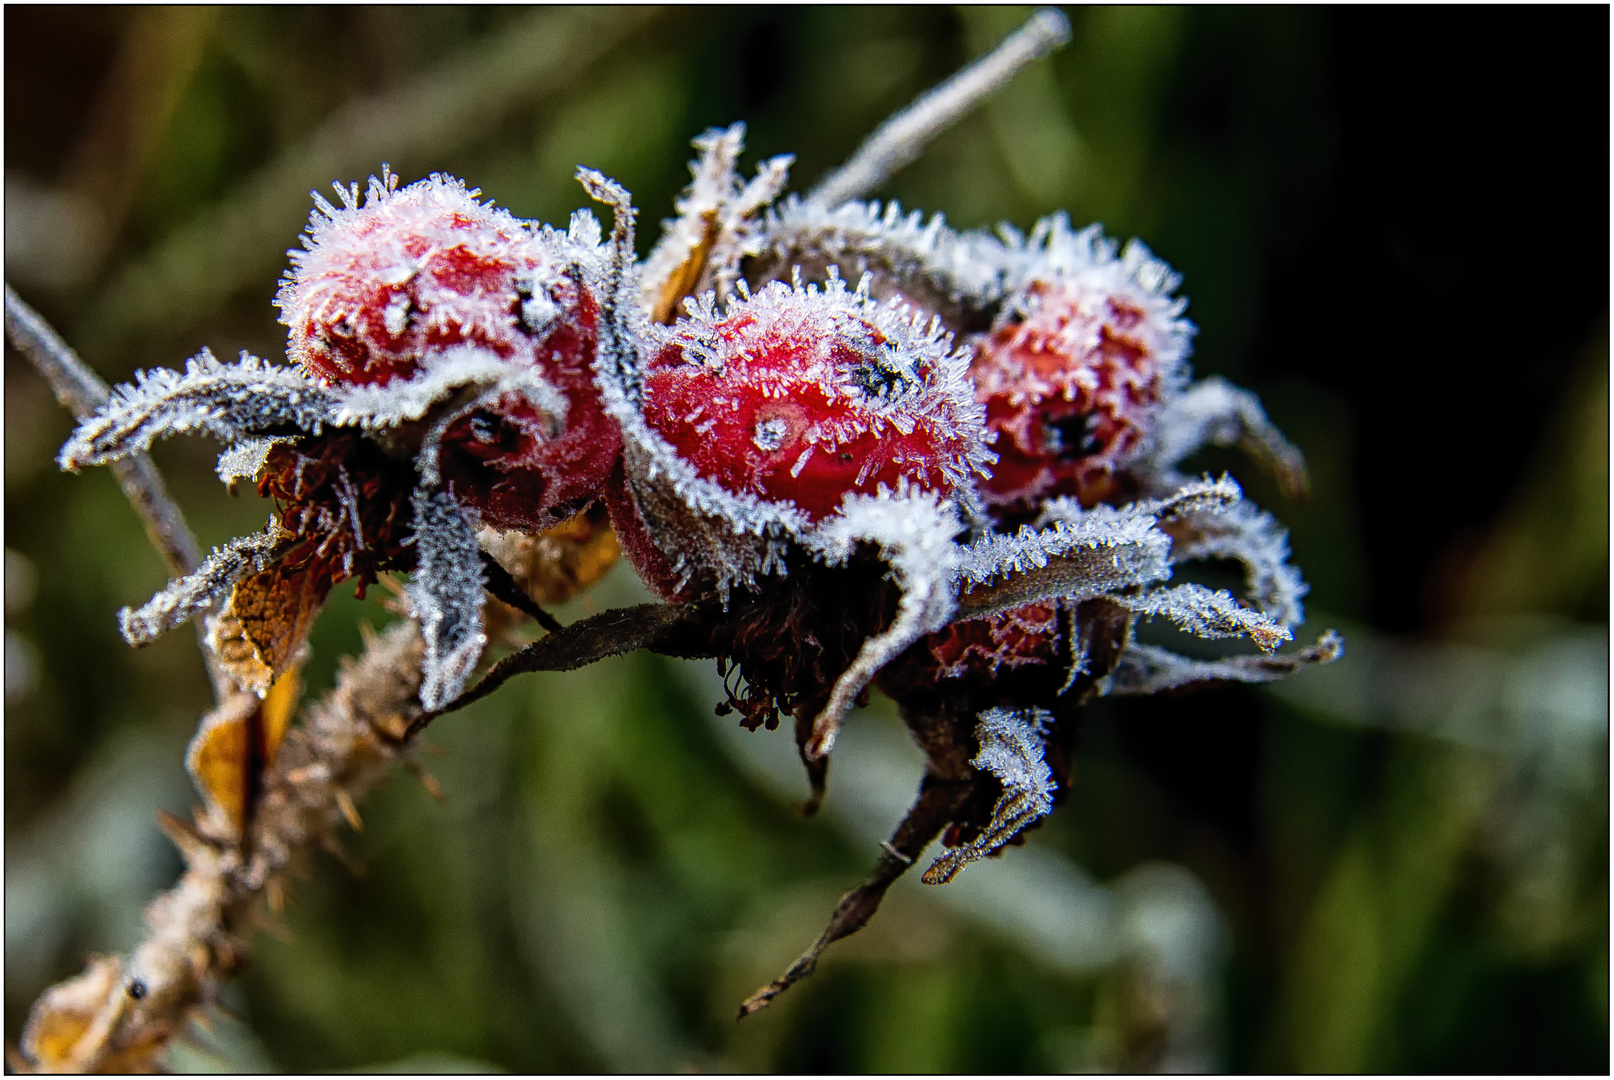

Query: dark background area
[6,6,1607,1072]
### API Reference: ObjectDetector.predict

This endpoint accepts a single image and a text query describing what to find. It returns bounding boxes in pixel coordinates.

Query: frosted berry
[639,274,990,525]
[277,171,567,386]
[969,218,1193,517]
[275,171,621,533]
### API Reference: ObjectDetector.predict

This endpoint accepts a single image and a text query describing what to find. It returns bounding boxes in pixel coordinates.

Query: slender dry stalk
[4,284,232,701]
[16,622,429,1074]
[5,286,202,579]
[806,6,1071,208]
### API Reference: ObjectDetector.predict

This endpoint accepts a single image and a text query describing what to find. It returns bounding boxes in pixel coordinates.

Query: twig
[737,776,975,1017]
[18,622,428,1073]
[806,7,1071,208]
[478,550,563,633]
[4,284,230,701]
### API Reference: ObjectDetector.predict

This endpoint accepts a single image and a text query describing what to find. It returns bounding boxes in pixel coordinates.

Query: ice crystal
[756,197,1005,322]
[1115,581,1290,652]
[645,272,994,514]
[1163,496,1308,627]
[58,350,334,472]
[970,217,1196,511]
[406,488,487,710]
[640,124,794,318]
[953,475,1240,618]
[214,436,295,488]
[1104,631,1344,697]
[117,525,289,646]
[922,707,1057,884]
[276,169,587,388]
[610,267,994,602]
[326,343,567,432]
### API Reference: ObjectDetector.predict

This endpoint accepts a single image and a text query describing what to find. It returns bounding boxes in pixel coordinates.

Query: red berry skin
[972,282,1165,512]
[279,175,557,387]
[877,602,1061,698]
[968,224,1194,519]
[638,284,986,524]
[436,277,622,533]
[276,173,621,533]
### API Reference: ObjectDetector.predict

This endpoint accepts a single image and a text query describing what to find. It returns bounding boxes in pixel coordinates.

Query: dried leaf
[224,562,332,690]
[184,694,259,833]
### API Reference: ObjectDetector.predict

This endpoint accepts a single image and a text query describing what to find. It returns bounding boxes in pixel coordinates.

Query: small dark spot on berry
[851,354,914,400]
[127,979,148,1000]
[1048,412,1102,458]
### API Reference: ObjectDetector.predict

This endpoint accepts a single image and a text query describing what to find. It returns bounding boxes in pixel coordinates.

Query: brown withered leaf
[225,561,331,690]
[650,210,720,325]
[19,955,167,1073]
[185,669,300,836]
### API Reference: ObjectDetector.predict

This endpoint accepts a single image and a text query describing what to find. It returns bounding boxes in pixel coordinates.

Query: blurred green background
[5,6,1607,1072]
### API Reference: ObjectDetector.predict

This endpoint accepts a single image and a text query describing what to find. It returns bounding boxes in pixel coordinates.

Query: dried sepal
[953,505,1170,619]
[405,488,487,710]
[922,707,1056,884]
[206,563,329,695]
[753,197,1005,325]
[640,123,794,322]
[1104,631,1344,697]
[1162,497,1308,627]
[214,436,295,490]
[800,487,964,757]
[953,475,1241,620]
[1115,582,1291,652]
[327,344,568,433]
[117,525,291,647]
[1145,375,1309,498]
[58,350,334,471]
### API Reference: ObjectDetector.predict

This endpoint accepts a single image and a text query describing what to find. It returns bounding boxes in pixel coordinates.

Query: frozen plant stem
[4,284,230,702]
[807,7,1071,208]
[6,284,203,577]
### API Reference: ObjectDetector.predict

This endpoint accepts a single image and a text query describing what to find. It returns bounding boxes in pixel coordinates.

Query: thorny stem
[10,297,429,1072]
[4,283,230,703]
[737,775,975,1017]
[806,7,1071,208]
